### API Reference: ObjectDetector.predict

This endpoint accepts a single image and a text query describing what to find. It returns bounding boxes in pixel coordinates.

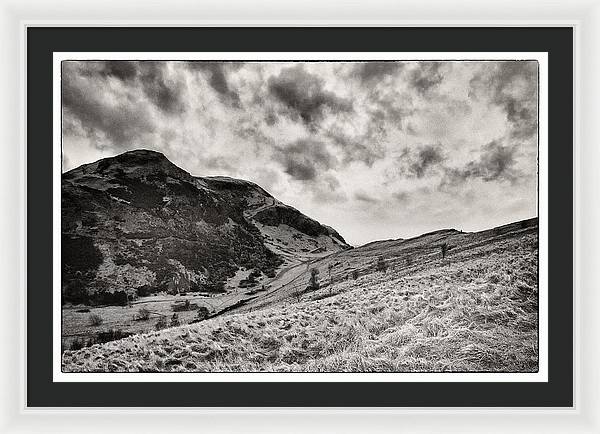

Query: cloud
[327,126,387,167]
[138,62,186,114]
[364,84,415,132]
[398,143,446,178]
[203,156,237,173]
[354,62,403,85]
[187,62,242,107]
[309,175,347,204]
[98,61,138,81]
[392,191,410,203]
[267,65,353,129]
[274,138,337,181]
[62,62,156,149]
[64,61,186,116]
[354,191,378,203]
[442,140,519,185]
[235,120,276,155]
[470,61,538,140]
[409,62,444,95]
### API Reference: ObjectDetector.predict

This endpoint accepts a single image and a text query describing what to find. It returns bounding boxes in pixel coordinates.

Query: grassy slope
[62,221,538,373]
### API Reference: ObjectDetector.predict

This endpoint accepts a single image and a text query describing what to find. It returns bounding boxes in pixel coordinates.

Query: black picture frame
[26,26,574,407]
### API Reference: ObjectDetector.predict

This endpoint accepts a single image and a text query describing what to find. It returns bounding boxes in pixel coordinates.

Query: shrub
[155,316,167,330]
[70,338,85,351]
[171,299,198,312]
[95,290,129,306]
[95,329,130,344]
[170,313,180,327]
[88,313,103,326]
[136,307,150,321]
[239,270,262,288]
[196,306,210,321]
[136,285,154,297]
[352,269,359,280]
[406,256,413,266]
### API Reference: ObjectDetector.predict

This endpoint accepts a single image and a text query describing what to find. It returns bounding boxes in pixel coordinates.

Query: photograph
[58,57,540,374]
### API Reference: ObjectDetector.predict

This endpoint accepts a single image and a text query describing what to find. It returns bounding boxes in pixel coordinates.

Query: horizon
[61,60,538,245]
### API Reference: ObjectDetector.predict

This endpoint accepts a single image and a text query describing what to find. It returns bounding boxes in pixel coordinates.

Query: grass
[62,228,538,373]
[61,292,248,351]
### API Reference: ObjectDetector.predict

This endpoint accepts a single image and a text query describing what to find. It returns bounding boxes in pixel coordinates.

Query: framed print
[32,26,568,405]
[1,0,597,431]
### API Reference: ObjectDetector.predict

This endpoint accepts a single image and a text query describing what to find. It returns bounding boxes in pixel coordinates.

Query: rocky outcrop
[61,150,349,305]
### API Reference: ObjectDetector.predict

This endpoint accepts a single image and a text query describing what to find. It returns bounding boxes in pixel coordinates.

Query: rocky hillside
[62,217,538,373]
[61,150,349,305]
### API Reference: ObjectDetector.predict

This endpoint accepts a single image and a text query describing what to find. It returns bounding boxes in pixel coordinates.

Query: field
[62,220,538,372]
[61,290,257,351]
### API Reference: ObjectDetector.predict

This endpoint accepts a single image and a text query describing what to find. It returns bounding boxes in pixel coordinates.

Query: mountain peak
[101,149,178,171]
[113,149,168,161]
[63,149,195,185]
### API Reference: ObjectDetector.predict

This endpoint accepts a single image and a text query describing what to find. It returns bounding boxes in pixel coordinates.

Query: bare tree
[308,268,320,291]
[441,242,448,260]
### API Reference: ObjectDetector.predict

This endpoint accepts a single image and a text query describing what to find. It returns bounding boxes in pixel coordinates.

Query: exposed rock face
[61,150,350,305]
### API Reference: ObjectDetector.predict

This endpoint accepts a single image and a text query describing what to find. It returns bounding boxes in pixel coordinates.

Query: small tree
[352,269,359,280]
[376,256,387,273]
[170,313,180,327]
[441,242,448,260]
[308,268,320,291]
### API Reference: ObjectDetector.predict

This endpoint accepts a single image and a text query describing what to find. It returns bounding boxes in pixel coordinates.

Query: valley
[62,216,538,372]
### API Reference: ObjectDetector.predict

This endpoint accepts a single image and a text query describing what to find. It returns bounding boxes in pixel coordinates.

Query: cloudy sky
[61,59,538,246]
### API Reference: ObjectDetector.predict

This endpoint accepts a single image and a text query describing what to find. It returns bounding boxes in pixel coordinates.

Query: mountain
[61,149,349,305]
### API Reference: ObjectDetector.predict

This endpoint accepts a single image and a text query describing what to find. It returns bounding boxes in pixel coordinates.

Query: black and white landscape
[60,60,539,373]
